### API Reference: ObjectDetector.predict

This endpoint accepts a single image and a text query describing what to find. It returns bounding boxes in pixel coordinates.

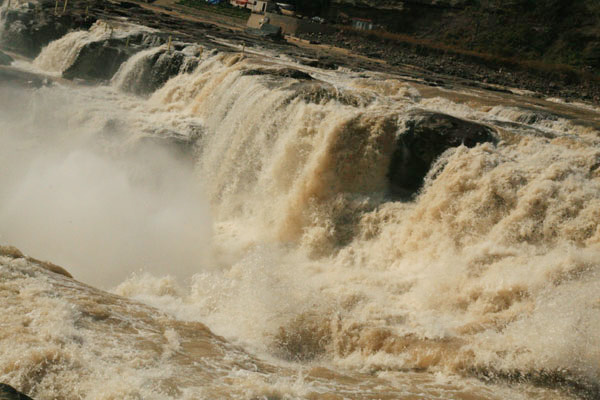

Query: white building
[230,0,270,13]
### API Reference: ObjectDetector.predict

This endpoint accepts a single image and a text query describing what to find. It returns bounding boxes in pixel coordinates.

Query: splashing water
[1,22,599,399]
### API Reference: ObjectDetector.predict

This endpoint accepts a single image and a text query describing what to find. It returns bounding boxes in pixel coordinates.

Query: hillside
[310,0,600,69]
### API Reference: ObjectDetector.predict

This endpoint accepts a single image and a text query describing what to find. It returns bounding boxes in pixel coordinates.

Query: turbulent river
[1,10,600,400]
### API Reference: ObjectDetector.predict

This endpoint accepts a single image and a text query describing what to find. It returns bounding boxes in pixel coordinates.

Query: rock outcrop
[0,50,13,65]
[0,383,34,400]
[62,32,163,81]
[62,38,135,80]
[0,5,94,58]
[115,45,199,95]
[242,67,313,80]
[388,110,497,197]
[0,65,55,88]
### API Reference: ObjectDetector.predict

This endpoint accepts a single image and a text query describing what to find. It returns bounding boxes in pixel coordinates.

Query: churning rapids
[1,4,600,400]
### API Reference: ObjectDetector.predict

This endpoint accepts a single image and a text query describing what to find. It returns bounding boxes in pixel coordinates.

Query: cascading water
[0,18,599,400]
[112,44,201,95]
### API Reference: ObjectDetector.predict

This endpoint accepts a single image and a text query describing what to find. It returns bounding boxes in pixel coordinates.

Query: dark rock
[299,57,337,70]
[388,110,497,197]
[0,65,50,88]
[62,33,162,81]
[116,48,199,95]
[62,39,134,81]
[119,1,142,9]
[0,51,13,65]
[242,67,313,80]
[0,383,33,400]
[0,7,95,58]
[137,129,201,161]
[148,51,187,82]
[583,42,600,68]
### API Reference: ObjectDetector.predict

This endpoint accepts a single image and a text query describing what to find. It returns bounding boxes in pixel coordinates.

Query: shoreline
[3,0,600,106]
[299,28,600,105]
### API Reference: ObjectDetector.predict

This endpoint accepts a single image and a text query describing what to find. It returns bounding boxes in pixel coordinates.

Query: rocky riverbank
[3,0,600,104]
[301,29,600,104]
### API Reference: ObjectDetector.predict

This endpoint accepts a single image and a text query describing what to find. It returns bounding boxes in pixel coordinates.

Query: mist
[0,83,212,288]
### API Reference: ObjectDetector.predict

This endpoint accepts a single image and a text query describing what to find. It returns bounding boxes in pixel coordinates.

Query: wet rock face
[0,383,34,400]
[0,65,50,88]
[388,110,497,197]
[121,48,198,95]
[148,51,192,90]
[0,50,13,65]
[62,33,163,81]
[62,38,135,81]
[242,67,313,80]
[0,6,95,58]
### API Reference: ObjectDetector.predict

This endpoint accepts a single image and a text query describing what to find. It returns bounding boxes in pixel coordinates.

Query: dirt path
[137,0,247,31]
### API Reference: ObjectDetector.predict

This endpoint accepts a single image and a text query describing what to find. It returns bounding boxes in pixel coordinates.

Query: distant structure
[351,17,374,30]
[230,0,250,9]
[253,0,268,13]
[231,0,274,13]
[247,12,335,36]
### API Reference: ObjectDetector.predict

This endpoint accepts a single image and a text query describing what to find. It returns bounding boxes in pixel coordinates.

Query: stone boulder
[0,383,34,399]
[0,51,13,66]
[388,110,497,197]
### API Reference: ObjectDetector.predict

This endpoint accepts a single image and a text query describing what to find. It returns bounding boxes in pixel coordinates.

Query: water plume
[1,25,600,399]
[0,83,212,288]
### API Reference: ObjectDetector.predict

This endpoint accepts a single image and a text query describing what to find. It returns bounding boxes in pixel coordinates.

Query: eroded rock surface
[0,383,34,400]
[242,67,313,80]
[0,50,13,65]
[388,110,497,197]
[115,46,199,95]
[62,33,163,81]
[0,5,94,58]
